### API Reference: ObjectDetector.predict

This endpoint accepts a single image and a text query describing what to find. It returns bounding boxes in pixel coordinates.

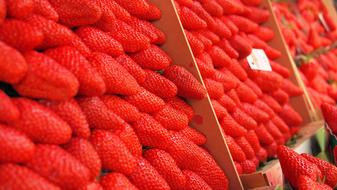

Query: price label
[247,49,272,71]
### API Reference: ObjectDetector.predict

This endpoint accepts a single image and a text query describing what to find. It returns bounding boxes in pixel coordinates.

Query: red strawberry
[79,181,103,190]
[244,79,263,97]
[255,124,274,145]
[220,114,247,137]
[202,0,223,16]
[216,0,244,14]
[100,173,138,190]
[241,0,261,6]
[244,6,269,24]
[0,0,4,25]
[116,54,146,84]
[138,3,162,21]
[76,27,123,57]
[114,124,142,157]
[195,58,215,78]
[301,153,337,188]
[32,0,59,21]
[213,69,239,91]
[240,159,256,174]
[226,89,242,106]
[278,104,303,127]
[264,121,284,145]
[114,0,149,17]
[189,1,216,28]
[6,0,33,18]
[49,0,102,27]
[218,94,237,113]
[0,90,19,123]
[229,15,258,33]
[0,164,61,190]
[254,26,274,42]
[199,30,220,44]
[192,31,212,49]
[271,89,289,106]
[205,78,224,99]
[281,79,304,97]
[235,136,255,159]
[130,45,171,70]
[96,0,131,23]
[211,99,228,119]
[254,99,275,118]
[236,82,258,103]
[183,170,212,190]
[245,130,262,153]
[186,30,205,56]
[78,97,127,131]
[142,70,177,98]
[64,138,101,179]
[125,87,165,113]
[249,71,283,93]
[144,149,186,189]
[27,145,91,189]
[0,124,35,163]
[241,103,270,123]
[321,103,337,134]
[45,46,106,96]
[89,52,140,95]
[261,95,282,113]
[42,99,90,139]
[217,38,239,59]
[0,19,43,51]
[132,114,171,149]
[175,0,193,7]
[163,65,206,99]
[101,95,141,122]
[208,45,232,67]
[220,16,239,35]
[90,130,136,174]
[230,34,252,59]
[210,17,232,38]
[154,105,188,131]
[104,20,150,53]
[178,127,206,145]
[297,175,333,190]
[256,148,267,162]
[277,145,323,188]
[231,108,257,130]
[225,135,247,162]
[179,6,207,30]
[166,97,194,121]
[270,61,291,78]
[265,141,277,157]
[11,98,72,144]
[272,116,290,134]
[235,162,243,174]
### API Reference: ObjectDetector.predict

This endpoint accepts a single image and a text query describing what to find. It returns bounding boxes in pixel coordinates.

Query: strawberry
[79,181,103,190]
[281,79,304,97]
[220,114,247,137]
[195,58,215,78]
[0,124,35,163]
[210,17,232,38]
[116,54,146,84]
[129,157,170,190]
[218,94,237,113]
[297,175,333,190]
[183,170,212,190]
[0,90,19,123]
[138,3,162,21]
[321,103,337,134]
[125,87,165,113]
[0,19,43,51]
[163,65,206,99]
[144,149,186,189]
[179,6,207,30]
[254,26,274,42]
[220,16,239,35]
[175,0,193,7]
[236,82,258,103]
[241,103,270,123]
[114,0,149,17]
[199,30,220,44]
[231,108,257,130]
[213,69,239,91]
[271,89,289,106]
[230,34,252,59]
[241,0,261,6]
[208,45,232,67]
[166,97,194,121]
[240,159,256,174]
[255,124,274,145]
[217,38,239,59]
[244,79,263,97]
[76,27,123,57]
[261,95,282,113]
[216,0,244,14]
[178,127,207,145]
[247,34,267,49]
[95,0,130,24]
[64,138,101,179]
[202,0,223,17]
[212,99,229,119]
[142,70,177,98]
[89,52,140,95]
[49,0,102,27]
[265,142,278,157]
[0,0,4,25]
[104,20,150,53]
[278,104,303,127]
[11,98,72,144]
[100,173,138,190]
[132,114,171,149]
[226,89,242,106]
[6,0,33,18]
[28,145,91,189]
[245,130,262,153]
[272,116,290,134]
[90,130,137,175]
[229,15,258,33]
[42,99,90,139]
[264,46,281,60]
[249,71,283,93]
[235,136,255,159]
[45,46,106,96]
[254,99,275,118]
[277,145,323,188]
[225,135,247,162]
[205,78,224,99]
[32,0,59,21]
[302,153,337,188]
[101,95,141,122]
[264,121,284,145]
[114,124,142,157]
[192,32,212,50]
[185,30,205,56]
[154,105,188,131]
[0,164,61,190]
[256,148,267,162]
[189,1,216,28]
[244,6,269,24]
[235,162,243,174]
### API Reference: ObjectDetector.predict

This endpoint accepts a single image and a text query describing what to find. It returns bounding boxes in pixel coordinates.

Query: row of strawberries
[0,0,230,189]
[174,0,304,174]
[274,0,337,108]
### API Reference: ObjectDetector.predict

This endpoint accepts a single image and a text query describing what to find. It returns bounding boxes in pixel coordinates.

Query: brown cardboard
[148,0,244,189]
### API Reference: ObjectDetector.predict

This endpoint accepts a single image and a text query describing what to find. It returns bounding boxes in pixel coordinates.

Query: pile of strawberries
[274,0,337,107]
[175,0,304,174]
[277,145,337,190]
[0,0,231,189]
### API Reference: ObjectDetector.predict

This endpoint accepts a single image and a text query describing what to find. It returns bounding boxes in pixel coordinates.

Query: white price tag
[247,49,272,71]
